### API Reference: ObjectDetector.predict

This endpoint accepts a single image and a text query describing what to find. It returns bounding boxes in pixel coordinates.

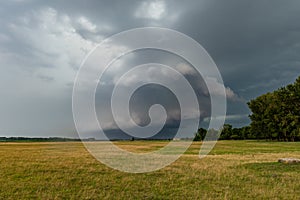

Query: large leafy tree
[247,77,300,141]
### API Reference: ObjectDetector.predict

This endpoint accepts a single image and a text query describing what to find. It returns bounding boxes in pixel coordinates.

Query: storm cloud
[0,0,300,138]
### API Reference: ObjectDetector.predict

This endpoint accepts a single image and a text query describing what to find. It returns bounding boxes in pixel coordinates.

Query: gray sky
[0,0,300,138]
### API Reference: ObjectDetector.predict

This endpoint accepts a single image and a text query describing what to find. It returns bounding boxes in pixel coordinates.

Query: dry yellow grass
[0,141,299,199]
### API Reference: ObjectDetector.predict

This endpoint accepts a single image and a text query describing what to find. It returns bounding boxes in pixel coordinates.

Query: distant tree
[205,128,220,141]
[220,124,233,140]
[194,128,207,141]
[240,126,252,139]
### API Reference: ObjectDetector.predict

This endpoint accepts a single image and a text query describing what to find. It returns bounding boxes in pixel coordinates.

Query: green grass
[0,141,300,199]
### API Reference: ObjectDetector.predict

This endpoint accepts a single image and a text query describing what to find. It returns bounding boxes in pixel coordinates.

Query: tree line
[195,76,300,141]
[0,137,95,142]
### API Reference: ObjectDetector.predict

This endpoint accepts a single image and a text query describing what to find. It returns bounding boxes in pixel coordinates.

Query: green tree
[194,128,207,141]
[220,124,233,140]
[248,76,300,141]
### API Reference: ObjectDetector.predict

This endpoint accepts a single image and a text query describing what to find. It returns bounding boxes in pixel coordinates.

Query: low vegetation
[0,141,299,199]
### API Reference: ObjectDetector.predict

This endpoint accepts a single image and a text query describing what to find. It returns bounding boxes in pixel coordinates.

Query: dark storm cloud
[173,0,300,97]
[93,49,215,138]
[170,0,300,126]
[0,0,299,137]
[44,0,300,95]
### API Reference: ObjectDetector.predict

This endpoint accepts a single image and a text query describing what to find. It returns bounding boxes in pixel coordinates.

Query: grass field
[0,141,300,199]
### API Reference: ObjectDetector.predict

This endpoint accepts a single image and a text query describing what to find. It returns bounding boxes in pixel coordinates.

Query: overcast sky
[1,0,300,138]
